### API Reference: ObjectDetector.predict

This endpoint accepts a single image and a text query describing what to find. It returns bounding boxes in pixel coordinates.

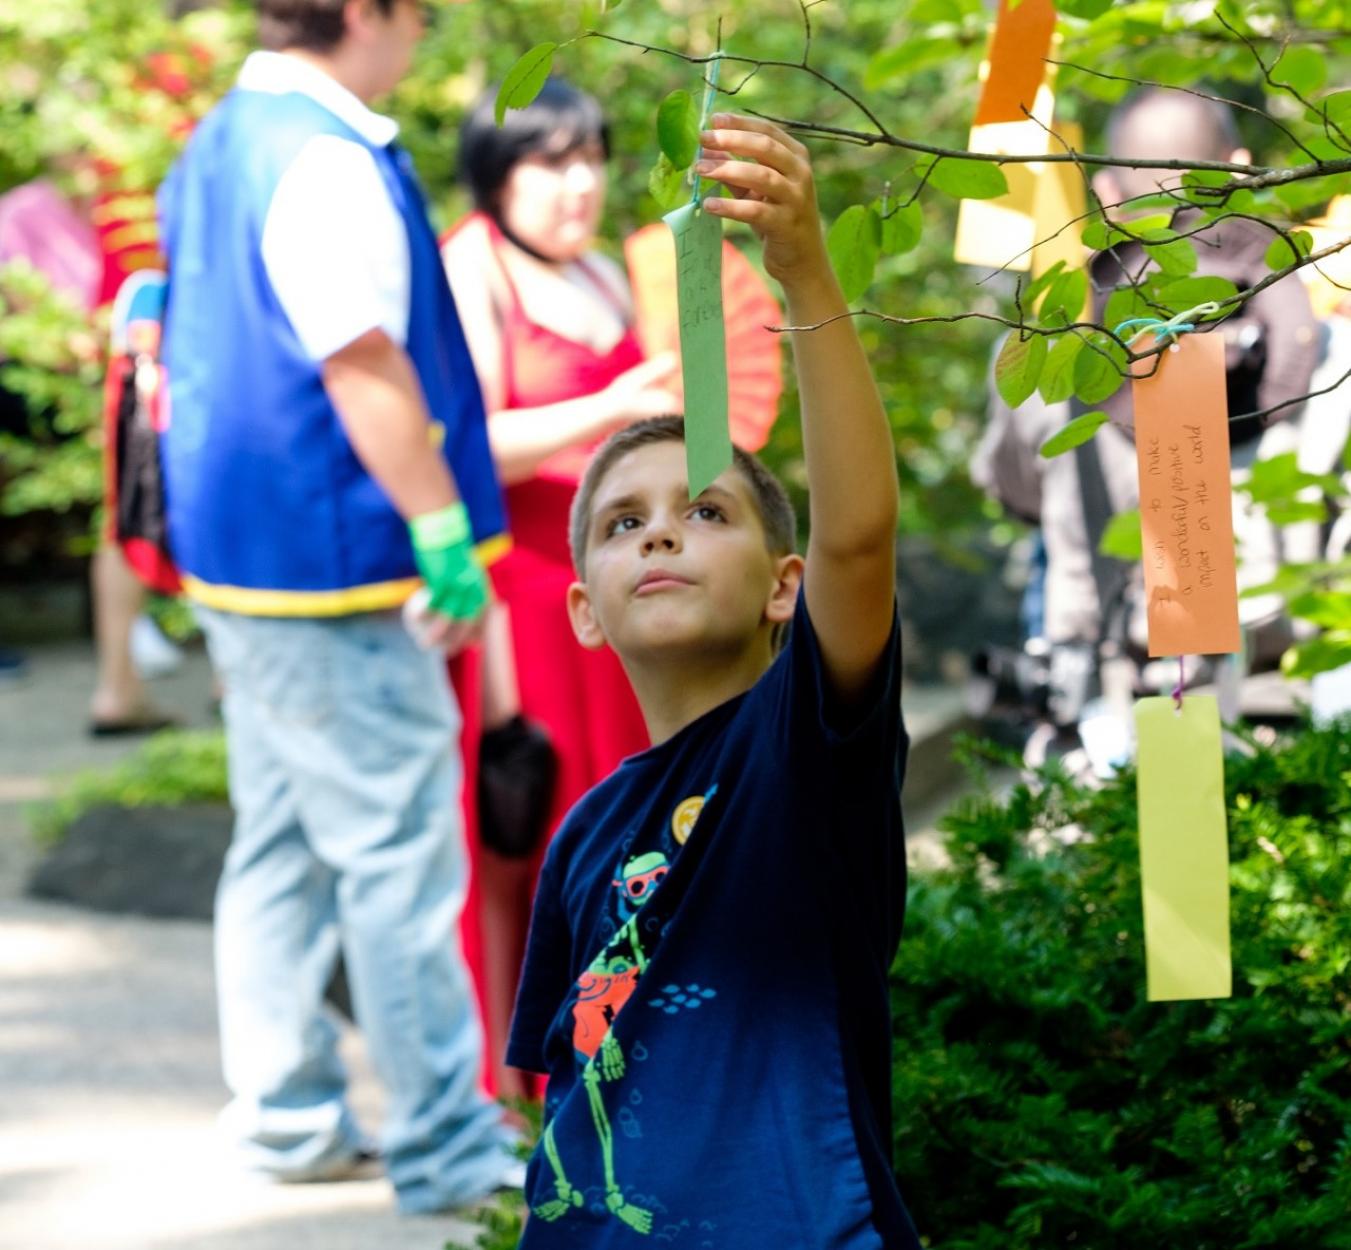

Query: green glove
[408,502,489,622]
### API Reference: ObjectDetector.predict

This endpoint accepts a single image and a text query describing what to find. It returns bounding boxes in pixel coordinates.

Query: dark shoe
[88,706,181,737]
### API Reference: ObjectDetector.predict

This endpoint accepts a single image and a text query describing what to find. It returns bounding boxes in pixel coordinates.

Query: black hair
[458,77,610,219]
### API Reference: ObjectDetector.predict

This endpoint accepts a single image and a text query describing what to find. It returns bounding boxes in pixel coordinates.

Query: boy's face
[567,440,802,665]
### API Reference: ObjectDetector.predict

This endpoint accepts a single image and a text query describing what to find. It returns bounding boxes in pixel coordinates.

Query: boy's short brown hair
[569,416,797,578]
[256,0,394,53]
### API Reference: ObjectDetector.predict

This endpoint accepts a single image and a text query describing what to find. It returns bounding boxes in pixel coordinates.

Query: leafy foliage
[29,729,229,845]
[468,1099,542,1250]
[0,263,107,548]
[892,721,1351,1249]
[5,0,1351,661]
[1232,452,1351,678]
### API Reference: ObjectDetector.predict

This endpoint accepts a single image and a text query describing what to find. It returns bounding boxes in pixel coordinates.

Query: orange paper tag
[1132,333,1241,656]
[974,0,1058,126]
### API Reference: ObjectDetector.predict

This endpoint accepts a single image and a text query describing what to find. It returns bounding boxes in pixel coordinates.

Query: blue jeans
[197,607,514,1211]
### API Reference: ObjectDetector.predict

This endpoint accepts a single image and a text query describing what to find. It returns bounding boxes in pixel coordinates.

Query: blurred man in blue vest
[158,0,519,1210]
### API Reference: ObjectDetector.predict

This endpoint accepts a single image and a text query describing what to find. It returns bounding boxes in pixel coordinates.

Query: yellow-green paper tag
[1135,695,1232,1002]
[663,201,730,498]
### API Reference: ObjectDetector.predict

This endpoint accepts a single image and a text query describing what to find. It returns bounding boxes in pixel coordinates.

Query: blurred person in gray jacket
[973,89,1320,747]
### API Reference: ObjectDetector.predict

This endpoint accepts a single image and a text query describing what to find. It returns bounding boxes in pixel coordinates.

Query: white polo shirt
[242,51,410,360]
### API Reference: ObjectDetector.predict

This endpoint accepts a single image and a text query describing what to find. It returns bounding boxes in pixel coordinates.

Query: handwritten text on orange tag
[1132,332,1241,656]
[974,0,1058,126]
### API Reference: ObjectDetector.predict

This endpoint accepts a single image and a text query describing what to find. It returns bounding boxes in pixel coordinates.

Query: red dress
[447,215,651,1090]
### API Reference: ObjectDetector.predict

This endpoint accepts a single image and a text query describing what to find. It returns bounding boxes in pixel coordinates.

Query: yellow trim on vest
[182,574,422,617]
[181,534,512,616]
[475,533,513,567]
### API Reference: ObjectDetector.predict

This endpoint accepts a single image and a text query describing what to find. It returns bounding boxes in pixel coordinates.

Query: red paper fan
[624,222,784,453]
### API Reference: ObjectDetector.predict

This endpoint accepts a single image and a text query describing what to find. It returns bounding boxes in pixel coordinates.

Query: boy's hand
[695,114,830,291]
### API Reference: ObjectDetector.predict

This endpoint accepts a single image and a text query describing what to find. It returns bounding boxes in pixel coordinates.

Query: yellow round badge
[671,796,705,845]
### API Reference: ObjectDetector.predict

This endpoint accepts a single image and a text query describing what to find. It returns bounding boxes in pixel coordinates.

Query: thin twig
[1046,57,1320,162]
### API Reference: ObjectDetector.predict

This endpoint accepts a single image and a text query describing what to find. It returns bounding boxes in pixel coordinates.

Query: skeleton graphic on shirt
[533,849,670,1232]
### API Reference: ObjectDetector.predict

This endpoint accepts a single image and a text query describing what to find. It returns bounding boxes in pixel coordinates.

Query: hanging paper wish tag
[974,0,1058,126]
[1029,121,1087,279]
[954,82,1053,272]
[1135,695,1232,1002]
[1131,332,1241,656]
[663,201,730,498]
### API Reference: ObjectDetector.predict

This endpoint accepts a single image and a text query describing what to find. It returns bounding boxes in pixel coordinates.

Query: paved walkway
[0,643,479,1250]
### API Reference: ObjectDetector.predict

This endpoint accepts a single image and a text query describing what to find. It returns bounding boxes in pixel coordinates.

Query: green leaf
[1080,217,1114,251]
[1103,285,1153,336]
[1179,169,1231,211]
[1243,452,1341,505]
[1322,90,1351,134]
[1264,230,1314,270]
[1099,509,1142,561]
[1040,410,1108,459]
[1154,276,1238,314]
[1240,563,1328,600]
[826,205,881,304]
[919,156,1009,200]
[1038,334,1086,405]
[1056,0,1114,17]
[647,153,686,211]
[1126,215,1175,239]
[1143,236,1197,277]
[1273,45,1326,96]
[656,89,699,169]
[911,0,966,18]
[874,198,923,255]
[1040,267,1088,323]
[1266,500,1329,526]
[1274,175,1347,213]
[1281,633,1351,680]
[995,332,1048,409]
[495,43,556,125]
[1020,261,1066,309]
[1073,334,1128,404]
[1287,592,1351,631]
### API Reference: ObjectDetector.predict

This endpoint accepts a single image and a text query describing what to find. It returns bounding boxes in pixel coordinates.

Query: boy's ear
[765,553,805,626]
[566,580,609,651]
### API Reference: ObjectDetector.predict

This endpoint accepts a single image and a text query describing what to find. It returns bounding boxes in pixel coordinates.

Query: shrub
[29,728,229,844]
[892,721,1351,1249]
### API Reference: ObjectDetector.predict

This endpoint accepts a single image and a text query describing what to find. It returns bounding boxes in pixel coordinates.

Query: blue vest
[158,88,506,615]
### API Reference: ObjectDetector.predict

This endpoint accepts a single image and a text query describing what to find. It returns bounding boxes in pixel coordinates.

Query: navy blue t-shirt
[507,592,919,1248]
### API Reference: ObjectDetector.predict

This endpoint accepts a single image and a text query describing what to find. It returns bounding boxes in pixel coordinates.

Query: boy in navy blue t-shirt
[507,114,920,1249]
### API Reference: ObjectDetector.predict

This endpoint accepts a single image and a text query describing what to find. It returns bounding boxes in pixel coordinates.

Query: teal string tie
[1113,300,1222,346]
[690,53,725,209]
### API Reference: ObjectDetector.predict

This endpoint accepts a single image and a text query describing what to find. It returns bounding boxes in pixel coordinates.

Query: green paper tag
[663,201,730,498]
[1135,695,1233,1002]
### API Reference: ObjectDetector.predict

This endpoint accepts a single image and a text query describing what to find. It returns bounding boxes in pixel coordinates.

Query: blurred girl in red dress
[442,80,677,1098]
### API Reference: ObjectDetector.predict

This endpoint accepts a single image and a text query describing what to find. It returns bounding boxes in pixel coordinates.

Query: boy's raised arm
[698,114,899,702]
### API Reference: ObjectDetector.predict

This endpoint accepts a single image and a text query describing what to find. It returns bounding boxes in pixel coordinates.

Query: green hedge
[471,720,1351,1247]
[893,721,1351,1249]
